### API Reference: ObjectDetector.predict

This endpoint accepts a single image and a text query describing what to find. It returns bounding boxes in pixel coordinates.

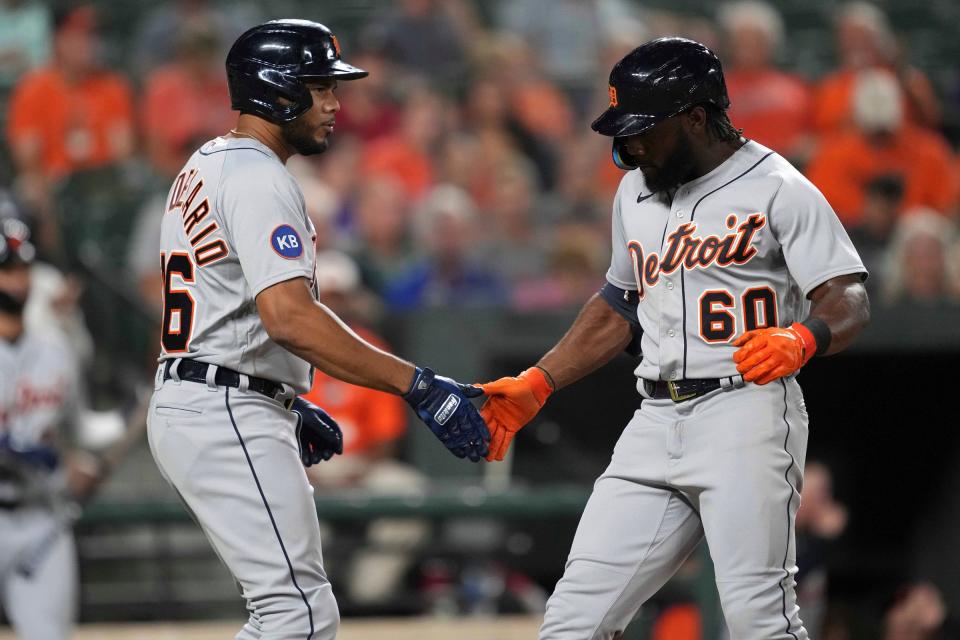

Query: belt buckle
[667,381,697,402]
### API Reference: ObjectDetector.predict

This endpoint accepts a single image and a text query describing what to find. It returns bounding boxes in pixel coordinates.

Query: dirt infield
[0,615,541,639]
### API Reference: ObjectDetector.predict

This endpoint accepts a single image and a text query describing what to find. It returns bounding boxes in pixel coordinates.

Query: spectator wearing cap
[361,83,447,201]
[805,70,956,227]
[812,2,941,135]
[302,250,428,607]
[6,4,134,194]
[882,209,958,307]
[718,1,813,161]
[303,251,406,466]
[141,19,234,177]
[385,185,507,310]
[846,175,904,297]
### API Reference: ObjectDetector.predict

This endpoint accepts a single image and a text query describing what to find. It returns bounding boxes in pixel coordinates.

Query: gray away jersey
[606,140,866,382]
[0,332,80,502]
[159,137,317,393]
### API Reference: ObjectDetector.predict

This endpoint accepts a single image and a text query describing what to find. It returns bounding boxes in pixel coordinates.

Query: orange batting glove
[478,367,554,462]
[732,323,817,385]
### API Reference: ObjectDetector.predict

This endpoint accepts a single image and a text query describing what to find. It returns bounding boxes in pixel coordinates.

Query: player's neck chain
[228,129,258,141]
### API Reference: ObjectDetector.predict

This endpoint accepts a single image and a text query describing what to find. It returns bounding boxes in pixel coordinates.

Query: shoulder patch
[271,224,304,259]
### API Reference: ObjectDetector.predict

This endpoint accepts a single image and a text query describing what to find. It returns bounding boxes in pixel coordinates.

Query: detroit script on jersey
[607,140,865,382]
[628,212,767,298]
[0,332,79,495]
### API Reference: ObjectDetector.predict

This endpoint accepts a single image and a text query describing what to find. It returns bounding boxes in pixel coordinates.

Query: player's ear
[684,105,707,135]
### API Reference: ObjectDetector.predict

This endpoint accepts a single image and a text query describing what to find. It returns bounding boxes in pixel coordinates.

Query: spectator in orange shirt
[361,82,445,201]
[141,19,233,177]
[305,329,407,462]
[332,50,401,143]
[718,1,813,161]
[805,70,956,227]
[302,251,429,606]
[6,4,134,187]
[302,251,407,463]
[652,604,701,640]
[812,2,940,135]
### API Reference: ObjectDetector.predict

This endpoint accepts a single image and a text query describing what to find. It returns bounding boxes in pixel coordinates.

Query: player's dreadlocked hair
[701,103,743,142]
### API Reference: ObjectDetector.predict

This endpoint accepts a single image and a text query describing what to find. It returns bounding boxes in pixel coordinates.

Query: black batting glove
[292,397,344,466]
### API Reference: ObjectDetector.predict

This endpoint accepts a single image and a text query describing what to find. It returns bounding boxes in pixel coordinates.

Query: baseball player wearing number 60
[149,20,489,640]
[480,38,869,639]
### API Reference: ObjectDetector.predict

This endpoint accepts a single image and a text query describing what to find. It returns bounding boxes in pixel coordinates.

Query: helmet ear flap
[612,137,639,171]
[230,67,313,123]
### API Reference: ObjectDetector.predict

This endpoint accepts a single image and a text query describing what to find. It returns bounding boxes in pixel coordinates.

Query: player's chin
[638,166,661,184]
[294,136,330,157]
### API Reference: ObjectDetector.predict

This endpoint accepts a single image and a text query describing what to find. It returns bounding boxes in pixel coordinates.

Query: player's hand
[732,323,815,385]
[478,367,554,462]
[403,367,489,462]
[292,397,343,466]
[65,450,107,501]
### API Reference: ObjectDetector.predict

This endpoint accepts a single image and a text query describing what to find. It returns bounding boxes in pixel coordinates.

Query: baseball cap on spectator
[314,250,361,294]
[852,70,902,133]
[835,1,896,68]
[53,3,96,35]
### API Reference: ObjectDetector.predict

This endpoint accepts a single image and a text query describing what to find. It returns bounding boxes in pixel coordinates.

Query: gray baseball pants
[148,364,337,640]
[0,506,76,640]
[540,377,809,640]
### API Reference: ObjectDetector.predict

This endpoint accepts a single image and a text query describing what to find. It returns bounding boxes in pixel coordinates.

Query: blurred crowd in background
[1,0,960,636]
[3,0,960,326]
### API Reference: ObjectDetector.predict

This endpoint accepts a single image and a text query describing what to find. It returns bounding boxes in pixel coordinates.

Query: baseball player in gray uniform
[479,38,870,639]
[148,20,489,640]
[0,219,90,640]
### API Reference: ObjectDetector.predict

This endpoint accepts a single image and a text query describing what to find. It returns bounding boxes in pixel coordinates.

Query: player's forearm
[289,306,414,394]
[806,274,870,355]
[266,309,410,396]
[258,279,416,394]
[537,293,633,390]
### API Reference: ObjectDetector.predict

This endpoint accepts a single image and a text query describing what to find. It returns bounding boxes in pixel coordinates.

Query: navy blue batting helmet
[226,20,368,124]
[592,37,730,169]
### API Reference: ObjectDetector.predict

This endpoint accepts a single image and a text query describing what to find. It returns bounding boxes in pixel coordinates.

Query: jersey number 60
[699,286,777,343]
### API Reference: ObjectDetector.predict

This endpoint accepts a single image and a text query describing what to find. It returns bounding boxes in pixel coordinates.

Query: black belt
[163,359,286,401]
[643,378,723,402]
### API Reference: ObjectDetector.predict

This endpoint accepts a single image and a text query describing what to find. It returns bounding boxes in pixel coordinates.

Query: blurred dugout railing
[75,489,723,639]
[69,277,960,638]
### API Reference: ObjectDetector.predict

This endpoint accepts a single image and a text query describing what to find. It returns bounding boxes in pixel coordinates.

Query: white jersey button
[666,281,675,290]
[676,210,684,218]
[668,329,676,337]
